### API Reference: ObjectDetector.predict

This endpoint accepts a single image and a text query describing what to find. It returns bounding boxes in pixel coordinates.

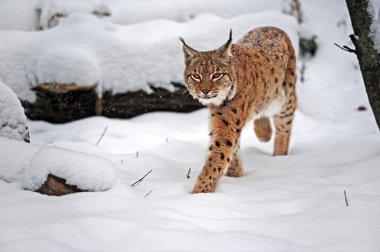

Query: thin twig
[144,190,153,198]
[334,43,356,53]
[344,190,349,206]
[131,170,152,187]
[186,168,191,179]
[136,151,139,158]
[95,126,108,146]
[300,61,306,83]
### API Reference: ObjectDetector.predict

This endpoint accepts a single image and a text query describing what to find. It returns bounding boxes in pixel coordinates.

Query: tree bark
[22,84,98,123]
[36,174,84,196]
[346,0,380,130]
[102,83,203,119]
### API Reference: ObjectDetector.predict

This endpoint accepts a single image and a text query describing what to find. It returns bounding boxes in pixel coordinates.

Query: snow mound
[0,137,40,182]
[23,147,117,191]
[0,0,286,31]
[108,0,285,25]
[37,0,111,30]
[0,0,40,31]
[0,11,298,101]
[0,137,117,191]
[0,81,29,142]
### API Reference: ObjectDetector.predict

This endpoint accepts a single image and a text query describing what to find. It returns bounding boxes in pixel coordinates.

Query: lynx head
[180,30,237,106]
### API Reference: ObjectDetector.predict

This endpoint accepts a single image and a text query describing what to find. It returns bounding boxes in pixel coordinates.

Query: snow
[0,137,40,183]
[0,81,29,142]
[1,0,380,251]
[0,137,117,191]
[0,0,40,31]
[0,0,284,30]
[0,10,298,101]
[107,0,284,25]
[23,146,117,191]
[369,0,380,52]
[37,0,111,30]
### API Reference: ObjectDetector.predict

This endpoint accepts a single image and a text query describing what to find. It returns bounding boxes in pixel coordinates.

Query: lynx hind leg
[254,117,272,142]
[273,110,294,156]
[225,143,244,177]
[273,52,297,156]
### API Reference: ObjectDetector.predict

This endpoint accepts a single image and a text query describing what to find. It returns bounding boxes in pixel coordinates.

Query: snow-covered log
[22,83,100,123]
[0,81,30,142]
[0,137,117,195]
[21,83,203,123]
[0,10,297,123]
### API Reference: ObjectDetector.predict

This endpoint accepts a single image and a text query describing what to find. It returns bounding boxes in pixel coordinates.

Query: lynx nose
[201,89,210,95]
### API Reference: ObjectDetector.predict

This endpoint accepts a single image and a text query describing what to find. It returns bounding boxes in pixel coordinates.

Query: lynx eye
[211,73,223,80]
[190,74,201,81]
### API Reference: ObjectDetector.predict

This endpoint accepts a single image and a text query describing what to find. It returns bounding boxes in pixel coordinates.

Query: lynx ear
[179,37,198,63]
[218,29,233,57]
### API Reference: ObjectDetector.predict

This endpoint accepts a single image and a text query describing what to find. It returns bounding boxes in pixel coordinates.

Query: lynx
[180,27,297,193]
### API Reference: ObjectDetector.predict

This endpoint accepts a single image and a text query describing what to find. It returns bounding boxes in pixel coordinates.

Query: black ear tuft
[179,36,199,64]
[218,29,233,57]
[178,37,186,45]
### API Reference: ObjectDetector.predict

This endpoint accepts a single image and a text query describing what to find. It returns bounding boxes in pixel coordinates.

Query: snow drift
[0,137,117,191]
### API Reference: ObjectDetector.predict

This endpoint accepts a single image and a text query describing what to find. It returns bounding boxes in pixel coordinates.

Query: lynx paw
[225,166,244,177]
[254,117,272,142]
[225,155,244,177]
[192,175,217,193]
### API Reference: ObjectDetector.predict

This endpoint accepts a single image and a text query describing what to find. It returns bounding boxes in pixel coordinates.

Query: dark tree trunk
[346,0,380,130]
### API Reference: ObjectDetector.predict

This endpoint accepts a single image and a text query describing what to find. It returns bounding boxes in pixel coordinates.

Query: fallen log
[36,174,84,196]
[22,82,203,123]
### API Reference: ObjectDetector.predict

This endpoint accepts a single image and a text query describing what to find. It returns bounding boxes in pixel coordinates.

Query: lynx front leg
[193,119,239,193]
[225,141,244,177]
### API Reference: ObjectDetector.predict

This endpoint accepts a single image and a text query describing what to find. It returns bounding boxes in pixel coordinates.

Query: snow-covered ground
[1,0,380,251]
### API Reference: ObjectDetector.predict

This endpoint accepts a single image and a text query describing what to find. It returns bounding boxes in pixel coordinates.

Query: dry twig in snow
[131,170,153,187]
[144,190,153,198]
[344,190,349,206]
[186,168,191,179]
[95,126,108,146]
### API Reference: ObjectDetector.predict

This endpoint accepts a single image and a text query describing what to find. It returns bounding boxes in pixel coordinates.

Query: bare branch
[186,168,191,179]
[334,43,356,53]
[293,0,303,24]
[131,170,152,187]
[95,126,108,146]
[300,61,306,83]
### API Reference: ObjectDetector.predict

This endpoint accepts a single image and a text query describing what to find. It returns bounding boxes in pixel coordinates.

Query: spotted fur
[180,27,297,193]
